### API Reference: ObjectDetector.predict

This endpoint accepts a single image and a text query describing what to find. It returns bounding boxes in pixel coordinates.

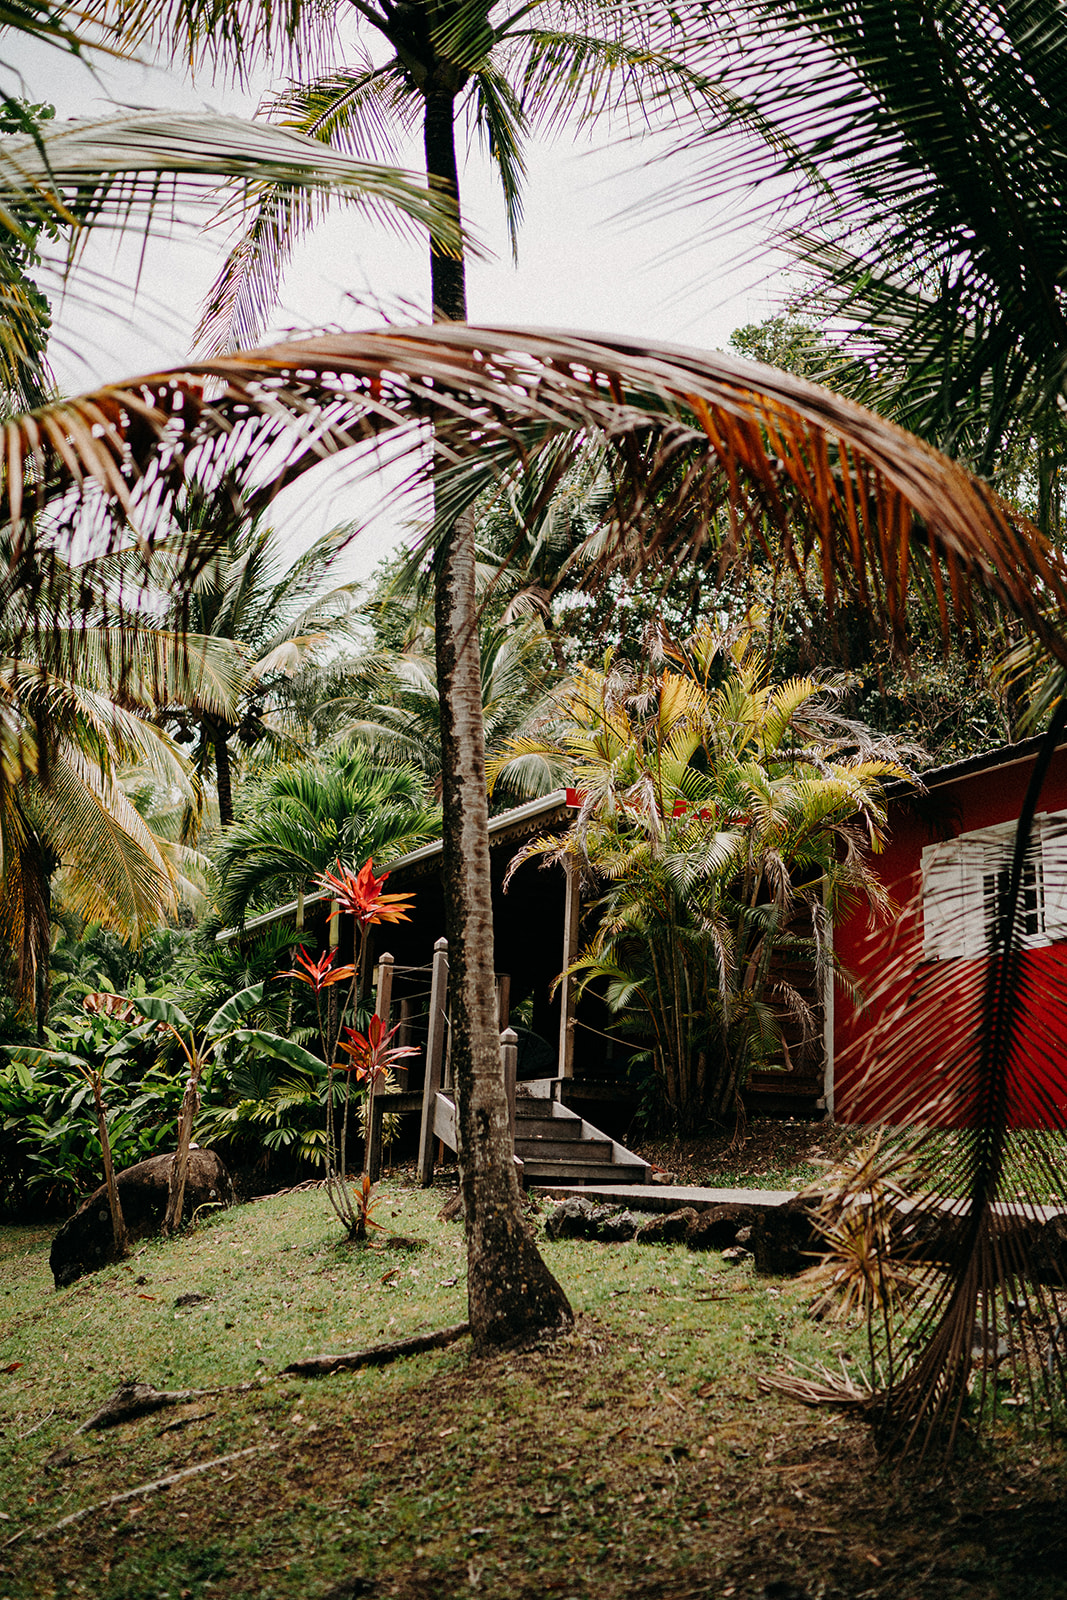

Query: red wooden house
[830,736,1067,1129]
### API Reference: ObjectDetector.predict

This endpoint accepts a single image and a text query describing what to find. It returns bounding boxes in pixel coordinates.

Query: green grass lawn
[1,1181,1065,1600]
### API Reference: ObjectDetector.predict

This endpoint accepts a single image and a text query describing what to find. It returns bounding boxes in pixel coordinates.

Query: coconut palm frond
[8,326,1057,670]
[12,626,245,720]
[25,749,179,938]
[0,111,460,262]
[82,0,341,84]
[191,63,428,355]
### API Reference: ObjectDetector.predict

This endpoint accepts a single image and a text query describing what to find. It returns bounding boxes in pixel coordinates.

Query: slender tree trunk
[424,85,572,1350]
[92,1079,129,1258]
[164,1060,201,1234]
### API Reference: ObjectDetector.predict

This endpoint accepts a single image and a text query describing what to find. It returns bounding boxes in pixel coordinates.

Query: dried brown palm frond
[758,1356,873,1411]
[6,324,1066,654]
[798,1131,923,1323]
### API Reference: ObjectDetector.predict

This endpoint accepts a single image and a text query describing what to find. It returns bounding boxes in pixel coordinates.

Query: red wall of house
[833,747,1067,1127]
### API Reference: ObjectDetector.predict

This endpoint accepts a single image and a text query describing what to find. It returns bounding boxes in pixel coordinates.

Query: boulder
[544,1197,647,1242]
[544,1196,601,1241]
[596,1209,643,1243]
[50,1149,234,1288]
[1030,1213,1067,1286]
[687,1203,761,1252]
[752,1196,822,1276]
[635,1207,699,1245]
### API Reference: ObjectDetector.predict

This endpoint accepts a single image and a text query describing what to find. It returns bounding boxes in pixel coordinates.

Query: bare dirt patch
[631,1119,864,1190]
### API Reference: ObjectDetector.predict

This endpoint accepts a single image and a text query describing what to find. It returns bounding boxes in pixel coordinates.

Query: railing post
[418,938,449,1186]
[365,953,395,1183]
[501,1027,518,1150]
[556,855,581,1094]
[495,972,511,1033]
[375,952,394,1028]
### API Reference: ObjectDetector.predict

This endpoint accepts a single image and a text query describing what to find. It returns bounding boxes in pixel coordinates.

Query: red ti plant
[278,945,356,1064]
[332,1014,419,1237]
[319,860,414,995]
[318,859,415,1054]
[279,860,415,1237]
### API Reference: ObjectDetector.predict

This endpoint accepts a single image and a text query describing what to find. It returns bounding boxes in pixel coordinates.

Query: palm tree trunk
[423,87,572,1350]
[423,89,467,323]
[212,723,235,828]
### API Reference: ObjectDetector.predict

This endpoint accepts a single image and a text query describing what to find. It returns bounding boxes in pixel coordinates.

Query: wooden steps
[514,1089,649,1187]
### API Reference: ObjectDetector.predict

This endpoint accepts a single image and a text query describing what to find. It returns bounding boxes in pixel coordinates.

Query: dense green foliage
[499,623,909,1129]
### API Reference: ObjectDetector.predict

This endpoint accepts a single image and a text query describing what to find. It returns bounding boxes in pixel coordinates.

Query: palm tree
[496,624,908,1126]
[664,0,1067,533]
[213,743,440,927]
[103,0,696,1349]
[13,322,1067,1396]
[0,556,234,1032]
[97,1,686,348]
[321,611,559,798]
[152,474,365,826]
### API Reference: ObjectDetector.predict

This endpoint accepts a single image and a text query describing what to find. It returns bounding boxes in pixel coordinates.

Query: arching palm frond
[5,325,1060,665]
[10,627,243,722]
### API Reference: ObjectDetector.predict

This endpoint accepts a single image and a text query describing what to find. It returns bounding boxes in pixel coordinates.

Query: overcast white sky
[6,28,790,581]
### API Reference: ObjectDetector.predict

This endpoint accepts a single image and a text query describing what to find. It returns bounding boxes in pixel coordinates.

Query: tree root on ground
[38,1324,471,1471]
[282,1321,470,1376]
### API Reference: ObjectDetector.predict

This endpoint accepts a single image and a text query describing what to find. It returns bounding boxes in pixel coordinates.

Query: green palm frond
[468,64,526,257]
[193,66,430,354]
[85,0,341,84]
[661,0,1067,520]
[25,750,178,939]
[0,109,457,252]
[214,745,438,926]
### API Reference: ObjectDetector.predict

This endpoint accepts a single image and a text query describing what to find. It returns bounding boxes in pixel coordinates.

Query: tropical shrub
[499,621,910,1129]
[0,1010,185,1217]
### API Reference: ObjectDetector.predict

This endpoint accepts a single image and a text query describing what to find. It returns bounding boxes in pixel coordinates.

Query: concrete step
[515,1137,614,1163]
[521,1158,649,1186]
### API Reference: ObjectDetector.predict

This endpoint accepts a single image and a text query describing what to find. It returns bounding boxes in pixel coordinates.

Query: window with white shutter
[921,809,1067,958]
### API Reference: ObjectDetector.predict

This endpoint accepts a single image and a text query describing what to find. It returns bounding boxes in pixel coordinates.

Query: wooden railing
[364,937,520,1186]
